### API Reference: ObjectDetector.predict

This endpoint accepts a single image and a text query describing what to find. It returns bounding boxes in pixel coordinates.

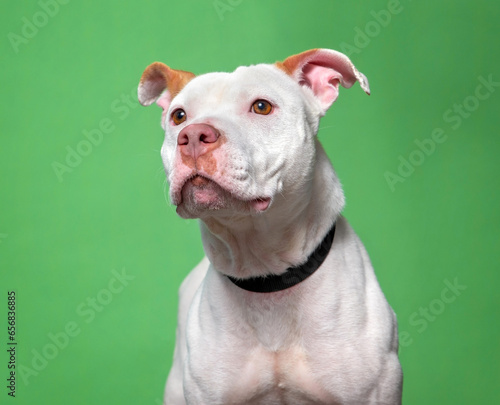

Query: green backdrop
[1,1,499,404]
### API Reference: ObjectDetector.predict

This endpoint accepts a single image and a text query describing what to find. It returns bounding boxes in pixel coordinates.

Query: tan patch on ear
[139,62,195,105]
[275,49,319,76]
[164,66,196,98]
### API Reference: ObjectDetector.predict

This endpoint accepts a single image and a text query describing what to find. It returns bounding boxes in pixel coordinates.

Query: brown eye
[252,100,273,115]
[171,109,187,125]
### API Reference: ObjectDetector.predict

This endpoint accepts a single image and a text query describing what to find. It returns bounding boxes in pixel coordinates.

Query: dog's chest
[235,344,335,404]
[187,341,336,404]
[185,284,341,403]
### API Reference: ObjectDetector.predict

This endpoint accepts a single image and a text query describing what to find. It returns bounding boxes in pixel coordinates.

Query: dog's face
[159,64,319,220]
[138,49,370,220]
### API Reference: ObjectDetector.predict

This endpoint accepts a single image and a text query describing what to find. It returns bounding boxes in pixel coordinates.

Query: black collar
[227,222,336,293]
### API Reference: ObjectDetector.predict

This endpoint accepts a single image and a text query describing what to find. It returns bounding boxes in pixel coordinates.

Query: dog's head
[138,49,369,220]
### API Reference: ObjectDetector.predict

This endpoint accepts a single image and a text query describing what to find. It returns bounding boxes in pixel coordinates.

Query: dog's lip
[250,197,271,212]
[176,175,271,212]
[181,174,215,191]
[189,175,210,187]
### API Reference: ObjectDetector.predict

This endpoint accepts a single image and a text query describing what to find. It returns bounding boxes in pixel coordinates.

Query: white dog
[138,48,403,404]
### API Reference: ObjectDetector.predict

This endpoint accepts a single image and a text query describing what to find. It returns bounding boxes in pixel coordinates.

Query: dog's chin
[175,176,271,219]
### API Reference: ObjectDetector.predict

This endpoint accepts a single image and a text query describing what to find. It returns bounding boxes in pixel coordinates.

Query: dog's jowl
[138,49,403,405]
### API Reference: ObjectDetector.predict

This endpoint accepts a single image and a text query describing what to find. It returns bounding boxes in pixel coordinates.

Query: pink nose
[177,123,220,159]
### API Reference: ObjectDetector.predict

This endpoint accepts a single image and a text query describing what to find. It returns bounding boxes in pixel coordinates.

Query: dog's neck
[198,141,345,279]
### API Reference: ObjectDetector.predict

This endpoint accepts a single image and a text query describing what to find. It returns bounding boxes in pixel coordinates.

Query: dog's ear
[138,62,195,110]
[277,49,370,114]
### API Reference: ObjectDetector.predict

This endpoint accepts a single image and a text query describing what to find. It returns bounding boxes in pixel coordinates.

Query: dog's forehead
[177,64,291,103]
[232,63,284,82]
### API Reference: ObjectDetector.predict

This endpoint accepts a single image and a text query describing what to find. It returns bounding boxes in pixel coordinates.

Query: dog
[138,48,403,404]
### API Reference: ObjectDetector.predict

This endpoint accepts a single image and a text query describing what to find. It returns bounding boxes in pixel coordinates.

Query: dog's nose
[177,123,221,159]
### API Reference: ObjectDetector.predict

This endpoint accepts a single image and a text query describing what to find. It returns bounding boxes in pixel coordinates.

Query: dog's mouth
[176,175,271,218]
[181,175,224,208]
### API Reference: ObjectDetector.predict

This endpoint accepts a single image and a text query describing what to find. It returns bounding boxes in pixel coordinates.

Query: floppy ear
[137,62,195,110]
[277,48,370,114]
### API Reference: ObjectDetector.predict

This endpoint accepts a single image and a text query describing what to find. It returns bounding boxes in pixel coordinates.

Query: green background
[1,0,499,404]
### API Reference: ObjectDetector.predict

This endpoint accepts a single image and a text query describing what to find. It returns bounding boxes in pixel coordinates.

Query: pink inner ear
[302,63,342,109]
[156,91,172,123]
[156,91,172,111]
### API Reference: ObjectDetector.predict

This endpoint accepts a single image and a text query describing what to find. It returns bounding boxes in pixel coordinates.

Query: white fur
[143,54,402,404]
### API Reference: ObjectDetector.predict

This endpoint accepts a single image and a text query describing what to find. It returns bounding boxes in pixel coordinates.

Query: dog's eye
[171,109,187,125]
[252,100,273,115]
